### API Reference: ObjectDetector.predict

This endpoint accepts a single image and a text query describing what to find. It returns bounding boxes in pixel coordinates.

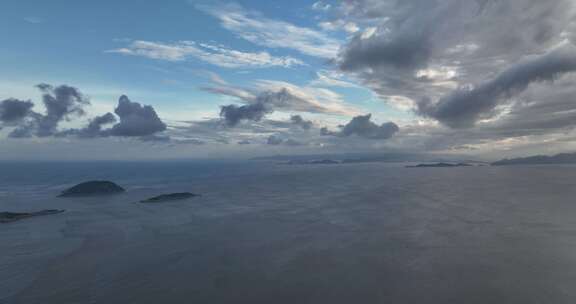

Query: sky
[1,0,576,160]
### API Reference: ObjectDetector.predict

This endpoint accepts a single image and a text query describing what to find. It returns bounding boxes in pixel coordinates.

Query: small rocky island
[140,192,200,203]
[0,209,65,223]
[406,163,473,168]
[59,181,126,197]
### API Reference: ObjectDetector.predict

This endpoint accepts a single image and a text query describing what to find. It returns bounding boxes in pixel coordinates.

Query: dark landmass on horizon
[492,152,576,166]
[254,152,487,165]
[406,163,474,168]
[283,159,341,165]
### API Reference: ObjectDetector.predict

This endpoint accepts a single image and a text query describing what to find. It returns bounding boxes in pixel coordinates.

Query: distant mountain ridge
[252,152,484,164]
[252,152,424,162]
[492,152,576,166]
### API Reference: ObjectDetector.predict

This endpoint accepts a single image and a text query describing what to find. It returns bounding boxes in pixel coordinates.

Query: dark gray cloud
[266,134,304,146]
[338,25,432,72]
[216,85,353,127]
[320,127,333,136]
[338,1,573,64]
[322,114,399,140]
[284,138,304,146]
[0,99,34,125]
[417,46,576,128]
[34,83,90,137]
[172,116,319,147]
[48,95,167,139]
[253,88,335,114]
[335,0,576,128]
[290,115,313,130]
[6,84,89,138]
[8,120,39,138]
[266,135,283,145]
[466,78,576,139]
[138,134,206,145]
[205,81,357,117]
[220,102,272,127]
[78,113,117,137]
[108,95,167,137]
[336,0,464,74]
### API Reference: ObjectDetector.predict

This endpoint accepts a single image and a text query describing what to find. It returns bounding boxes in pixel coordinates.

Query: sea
[1,160,576,303]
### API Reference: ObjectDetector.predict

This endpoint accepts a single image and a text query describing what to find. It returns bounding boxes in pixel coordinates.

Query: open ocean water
[1,161,576,303]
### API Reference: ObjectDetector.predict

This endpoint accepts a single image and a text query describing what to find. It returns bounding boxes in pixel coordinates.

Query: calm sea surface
[1,161,576,303]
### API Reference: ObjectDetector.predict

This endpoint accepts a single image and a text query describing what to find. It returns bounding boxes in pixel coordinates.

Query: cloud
[343,22,360,34]
[205,80,359,117]
[322,114,399,140]
[337,2,440,72]
[324,0,576,152]
[108,95,167,137]
[0,99,34,125]
[254,81,359,115]
[220,102,272,127]
[256,86,338,114]
[334,0,576,105]
[267,134,283,145]
[417,45,576,128]
[24,17,43,24]
[76,113,117,138]
[214,86,353,127]
[3,91,169,140]
[108,40,304,68]
[290,115,313,130]
[36,84,89,136]
[312,1,332,11]
[284,139,305,146]
[266,134,304,146]
[318,21,359,34]
[8,84,89,138]
[205,71,228,86]
[341,31,429,71]
[0,84,297,146]
[310,71,359,88]
[198,3,340,58]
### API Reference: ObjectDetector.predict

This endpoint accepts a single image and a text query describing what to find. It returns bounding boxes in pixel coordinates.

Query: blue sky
[2,1,576,160]
[0,0,388,119]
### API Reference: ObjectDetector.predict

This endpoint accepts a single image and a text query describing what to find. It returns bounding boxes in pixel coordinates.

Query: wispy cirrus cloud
[312,1,332,11]
[254,80,359,115]
[197,3,341,59]
[204,78,360,118]
[107,40,304,68]
[310,70,359,88]
[23,16,44,24]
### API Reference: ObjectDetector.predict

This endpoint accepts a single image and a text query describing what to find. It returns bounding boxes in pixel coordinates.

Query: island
[406,163,473,168]
[285,159,340,165]
[140,192,200,203]
[492,152,576,166]
[308,159,340,165]
[59,181,126,197]
[1,209,65,223]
